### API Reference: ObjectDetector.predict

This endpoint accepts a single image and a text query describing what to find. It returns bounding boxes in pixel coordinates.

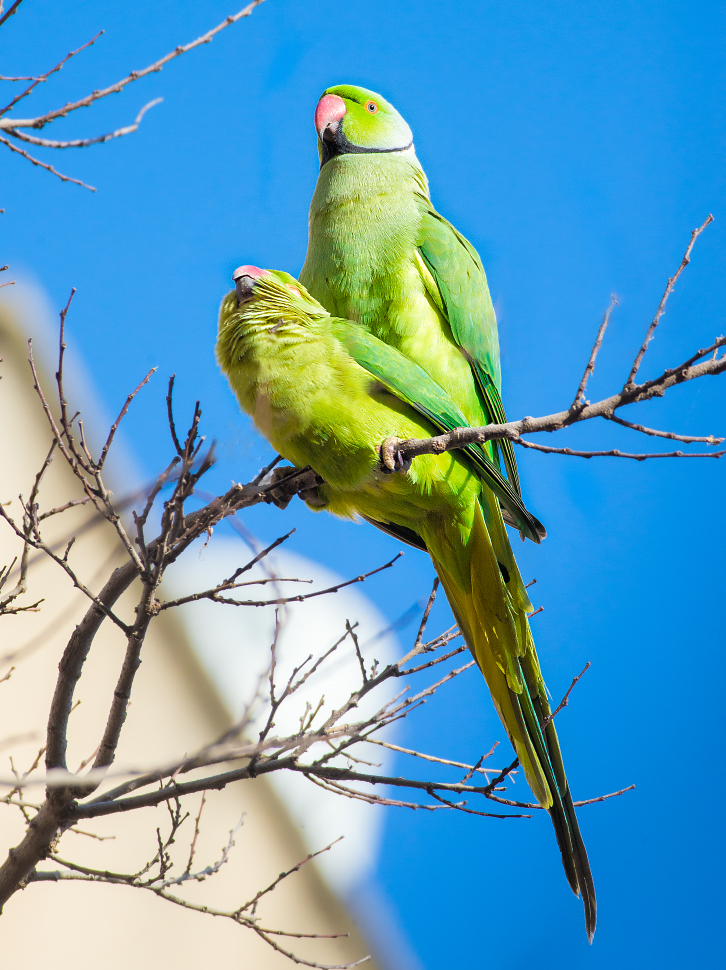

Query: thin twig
[0,509,129,632]
[574,784,636,807]
[485,782,636,811]
[253,454,285,486]
[183,793,206,876]
[4,99,162,149]
[98,368,156,469]
[482,757,520,797]
[159,554,402,610]
[165,375,183,455]
[237,838,343,914]
[573,294,618,407]
[427,787,530,819]
[0,0,25,30]
[346,620,367,684]
[603,412,723,445]
[0,3,267,131]
[0,135,96,189]
[365,738,503,776]
[55,290,76,453]
[0,32,102,118]
[399,642,467,676]
[515,440,726,460]
[541,663,591,730]
[397,578,441,669]
[626,215,714,387]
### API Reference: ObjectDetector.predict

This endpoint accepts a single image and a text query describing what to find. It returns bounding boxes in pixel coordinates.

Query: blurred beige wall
[0,302,381,969]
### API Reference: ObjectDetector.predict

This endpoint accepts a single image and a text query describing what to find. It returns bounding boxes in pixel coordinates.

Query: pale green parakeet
[216,267,596,940]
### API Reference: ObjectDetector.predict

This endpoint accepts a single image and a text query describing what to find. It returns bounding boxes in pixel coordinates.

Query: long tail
[427,497,596,942]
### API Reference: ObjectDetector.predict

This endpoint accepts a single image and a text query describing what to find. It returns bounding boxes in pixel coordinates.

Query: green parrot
[217,267,596,940]
[299,84,522,500]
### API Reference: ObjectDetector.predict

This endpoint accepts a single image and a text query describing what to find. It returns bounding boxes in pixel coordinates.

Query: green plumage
[217,270,595,941]
[299,84,595,937]
[301,84,523,503]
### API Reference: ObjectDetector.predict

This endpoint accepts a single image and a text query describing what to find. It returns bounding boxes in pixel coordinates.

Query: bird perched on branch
[300,84,523,504]
[216,267,596,941]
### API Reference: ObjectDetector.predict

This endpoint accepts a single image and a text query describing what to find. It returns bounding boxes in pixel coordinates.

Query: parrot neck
[302,150,430,327]
[308,148,429,218]
[217,296,309,382]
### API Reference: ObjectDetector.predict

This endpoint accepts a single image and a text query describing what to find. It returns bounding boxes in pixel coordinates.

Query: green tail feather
[427,497,596,941]
[518,639,597,941]
[561,788,597,943]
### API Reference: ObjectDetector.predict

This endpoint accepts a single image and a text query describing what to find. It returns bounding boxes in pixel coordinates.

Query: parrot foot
[379,437,412,474]
[263,465,326,509]
[264,465,301,509]
[298,484,328,509]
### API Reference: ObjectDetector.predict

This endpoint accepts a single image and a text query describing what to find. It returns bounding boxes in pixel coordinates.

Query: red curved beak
[314,94,346,140]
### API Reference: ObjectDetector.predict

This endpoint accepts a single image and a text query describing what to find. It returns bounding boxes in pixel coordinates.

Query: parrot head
[228,265,329,322]
[218,267,330,373]
[314,85,413,167]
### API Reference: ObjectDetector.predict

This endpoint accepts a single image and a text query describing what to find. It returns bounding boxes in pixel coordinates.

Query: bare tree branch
[515,440,726,460]
[0,33,103,119]
[28,825,368,969]
[602,412,723,445]
[483,783,637,811]
[384,333,726,465]
[3,99,162,149]
[625,214,714,387]
[0,2,269,188]
[97,367,157,470]
[0,0,25,31]
[0,134,96,189]
[541,662,591,730]
[159,554,402,610]
[573,293,618,408]
[0,438,58,615]
[374,219,725,468]
[365,738,505,777]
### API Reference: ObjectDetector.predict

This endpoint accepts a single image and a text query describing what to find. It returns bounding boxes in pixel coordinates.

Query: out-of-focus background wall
[0,300,403,967]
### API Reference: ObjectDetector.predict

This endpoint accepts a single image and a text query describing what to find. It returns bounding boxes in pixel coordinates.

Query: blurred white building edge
[0,281,423,970]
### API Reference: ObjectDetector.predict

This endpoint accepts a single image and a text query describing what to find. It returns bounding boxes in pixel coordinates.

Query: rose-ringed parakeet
[299,84,522,502]
[217,267,596,940]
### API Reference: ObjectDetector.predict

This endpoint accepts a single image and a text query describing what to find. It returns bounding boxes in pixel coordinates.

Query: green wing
[332,320,545,544]
[416,207,522,499]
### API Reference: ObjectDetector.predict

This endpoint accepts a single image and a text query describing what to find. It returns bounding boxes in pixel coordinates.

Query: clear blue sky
[3,2,725,966]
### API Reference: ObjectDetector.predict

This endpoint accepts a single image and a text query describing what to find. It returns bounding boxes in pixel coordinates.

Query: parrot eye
[365,101,378,113]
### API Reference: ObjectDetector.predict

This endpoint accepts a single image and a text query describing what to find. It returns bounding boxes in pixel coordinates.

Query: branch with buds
[379,217,725,471]
[0,2,268,190]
